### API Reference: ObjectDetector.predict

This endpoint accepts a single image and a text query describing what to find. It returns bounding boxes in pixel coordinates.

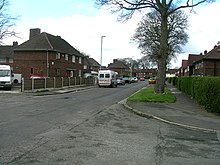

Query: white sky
[4,0,220,68]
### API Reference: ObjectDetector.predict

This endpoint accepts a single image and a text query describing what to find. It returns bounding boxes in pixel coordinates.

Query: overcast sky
[4,0,220,68]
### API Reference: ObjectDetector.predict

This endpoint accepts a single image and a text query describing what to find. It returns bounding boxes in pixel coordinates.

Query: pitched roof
[167,69,178,74]
[14,32,83,57]
[0,45,14,58]
[108,59,129,69]
[202,45,220,60]
[188,54,203,66]
[88,58,100,67]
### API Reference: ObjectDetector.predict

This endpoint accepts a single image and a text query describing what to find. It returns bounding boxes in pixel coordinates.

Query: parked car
[148,77,156,84]
[139,77,145,81]
[131,77,138,83]
[122,77,131,84]
[117,78,125,85]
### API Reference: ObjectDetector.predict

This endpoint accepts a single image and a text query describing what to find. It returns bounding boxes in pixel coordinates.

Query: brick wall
[203,60,220,76]
[14,50,84,78]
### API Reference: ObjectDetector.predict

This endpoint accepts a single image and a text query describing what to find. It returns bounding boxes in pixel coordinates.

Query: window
[6,57,9,63]
[65,54,68,61]
[105,74,110,78]
[70,71,73,77]
[79,57,82,64]
[30,68,34,74]
[84,65,87,69]
[79,70,81,77]
[56,52,60,59]
[99,74,104,78]
[72,55,75,63]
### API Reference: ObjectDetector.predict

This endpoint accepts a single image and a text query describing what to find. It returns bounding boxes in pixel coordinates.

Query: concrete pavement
[122,84,220,133]
[31,85,96,96]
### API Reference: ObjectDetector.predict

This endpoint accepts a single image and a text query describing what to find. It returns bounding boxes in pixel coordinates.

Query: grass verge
[128,87,176,103]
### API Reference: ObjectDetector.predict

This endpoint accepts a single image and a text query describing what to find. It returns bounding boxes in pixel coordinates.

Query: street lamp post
[100,35,106,70]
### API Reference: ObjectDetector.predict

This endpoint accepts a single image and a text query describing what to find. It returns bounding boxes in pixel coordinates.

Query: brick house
[178,60,188,76]
[193,45,220,76]
[135,68,157,78]
[166,69,178,77]
[108,59,130,76]
[187,54,203,76]
[0,41,18,68]
[13,28,84,78]
[84,56,100,73]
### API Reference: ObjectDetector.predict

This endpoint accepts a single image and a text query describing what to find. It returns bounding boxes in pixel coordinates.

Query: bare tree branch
[0,0,19,44]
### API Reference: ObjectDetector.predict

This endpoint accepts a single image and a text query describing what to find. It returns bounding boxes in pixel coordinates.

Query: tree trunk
[155,13,168,94]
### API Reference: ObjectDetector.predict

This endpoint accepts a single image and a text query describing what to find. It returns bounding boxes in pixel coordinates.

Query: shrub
[176,76,220,113]
[167,77,172,84]
[171,77,177,86]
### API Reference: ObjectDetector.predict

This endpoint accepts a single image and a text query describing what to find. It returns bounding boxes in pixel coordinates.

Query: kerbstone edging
[119,98,220,133]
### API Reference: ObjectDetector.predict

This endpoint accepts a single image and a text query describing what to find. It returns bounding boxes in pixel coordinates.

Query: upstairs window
[65,54,68,61]
[72,55,75,63]
[56,52,60,59]
[79,57,82,64]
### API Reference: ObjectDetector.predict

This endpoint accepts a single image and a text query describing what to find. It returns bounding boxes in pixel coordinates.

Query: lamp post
[100,35,106,70]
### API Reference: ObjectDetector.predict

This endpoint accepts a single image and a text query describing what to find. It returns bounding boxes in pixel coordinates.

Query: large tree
[132,10,188,70]
[0,0,18,43]
[138,56,156,69]
[96,0,213,93]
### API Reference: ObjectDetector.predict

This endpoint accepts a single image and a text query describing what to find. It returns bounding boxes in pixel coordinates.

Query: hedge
[170,76,220,113]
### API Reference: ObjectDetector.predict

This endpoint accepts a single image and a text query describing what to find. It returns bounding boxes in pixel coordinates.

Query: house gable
[13,28,84,78]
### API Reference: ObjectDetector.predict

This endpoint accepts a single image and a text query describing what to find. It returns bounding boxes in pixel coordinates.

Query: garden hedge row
[167,76,220,113]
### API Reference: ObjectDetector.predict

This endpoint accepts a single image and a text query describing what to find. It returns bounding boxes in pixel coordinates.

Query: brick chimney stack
[13,41,18,46]
[29,28,41,40]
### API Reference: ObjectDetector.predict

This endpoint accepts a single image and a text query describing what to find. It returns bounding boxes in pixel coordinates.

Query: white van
[98,70,117,87]
[0,65,13,90]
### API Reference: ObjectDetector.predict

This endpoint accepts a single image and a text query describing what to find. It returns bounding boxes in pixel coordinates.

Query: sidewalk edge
[119,99,220,133]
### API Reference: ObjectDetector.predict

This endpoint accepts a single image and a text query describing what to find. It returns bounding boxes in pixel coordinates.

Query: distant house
[108,59,130,76]
[187,54,203,76]
[134,69,147,78]
[193,45,220,76]
[178,45,220,77]
[83,56,100,77]
[178,60,188,76]
[135,68,157,78]
[13,28,84,78]
[166,69,178,77]
[87,57,100,72]
[0,41,18,68]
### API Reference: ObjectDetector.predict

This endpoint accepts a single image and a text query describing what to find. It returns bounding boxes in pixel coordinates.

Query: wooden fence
[21,77,96,92]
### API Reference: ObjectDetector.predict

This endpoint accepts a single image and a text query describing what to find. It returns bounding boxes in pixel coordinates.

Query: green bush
[171,77,177,86]
[167,77,172,84]
[176,76,220,113]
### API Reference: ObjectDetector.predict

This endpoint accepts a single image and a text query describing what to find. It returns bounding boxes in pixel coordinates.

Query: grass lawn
[128,87,176,103]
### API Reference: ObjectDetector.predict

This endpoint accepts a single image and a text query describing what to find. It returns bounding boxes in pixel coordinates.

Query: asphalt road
[0,81,220,164]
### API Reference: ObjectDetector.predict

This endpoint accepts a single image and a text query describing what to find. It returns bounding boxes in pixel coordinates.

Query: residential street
[0,82,220,164]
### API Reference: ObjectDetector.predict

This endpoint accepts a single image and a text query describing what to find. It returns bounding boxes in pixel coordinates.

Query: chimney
[113,59,118,63]
[13,41,18,46]
[29,28,41,40]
